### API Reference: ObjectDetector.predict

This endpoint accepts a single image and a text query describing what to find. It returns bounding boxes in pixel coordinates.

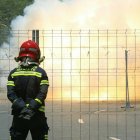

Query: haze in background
[1,0,140,101]
[11,0,140,30]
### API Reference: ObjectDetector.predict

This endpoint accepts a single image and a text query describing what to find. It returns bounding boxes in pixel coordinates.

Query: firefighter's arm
[7,71,25,110]
[7,71,18,102]
[29,70,49,110]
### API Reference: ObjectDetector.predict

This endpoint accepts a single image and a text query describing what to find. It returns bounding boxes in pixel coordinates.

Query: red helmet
[18,40,40,61]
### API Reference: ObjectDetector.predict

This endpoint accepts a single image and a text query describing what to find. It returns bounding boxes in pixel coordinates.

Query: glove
[19,107,35,120]
[29,99,42,110]
[12,98,25,111]
[18,98,41,120]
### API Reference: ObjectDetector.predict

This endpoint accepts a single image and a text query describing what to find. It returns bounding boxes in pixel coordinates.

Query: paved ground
[0,99,140,140]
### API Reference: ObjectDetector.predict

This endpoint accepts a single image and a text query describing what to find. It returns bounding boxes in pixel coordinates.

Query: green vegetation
[0,0,33,44]
[0,0,33,28]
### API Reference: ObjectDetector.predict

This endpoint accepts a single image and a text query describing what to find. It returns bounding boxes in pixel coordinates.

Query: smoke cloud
[10,0,140,30]
[1,0,140,100]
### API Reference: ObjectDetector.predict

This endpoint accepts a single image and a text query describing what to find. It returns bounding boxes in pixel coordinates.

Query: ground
[0,99,140,140]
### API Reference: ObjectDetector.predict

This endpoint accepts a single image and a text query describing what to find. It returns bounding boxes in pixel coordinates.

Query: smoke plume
[1,0,140,100]
[10,0,140,30]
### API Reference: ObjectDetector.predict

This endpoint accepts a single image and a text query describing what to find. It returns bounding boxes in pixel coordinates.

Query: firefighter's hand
[19,107,35,120]
[29,99,42,110]
[12,98,25,111]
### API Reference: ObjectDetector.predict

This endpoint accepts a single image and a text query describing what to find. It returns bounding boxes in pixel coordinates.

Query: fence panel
[0,29,140,140]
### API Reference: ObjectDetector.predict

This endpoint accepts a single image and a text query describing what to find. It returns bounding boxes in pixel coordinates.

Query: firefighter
[7,40,49,140]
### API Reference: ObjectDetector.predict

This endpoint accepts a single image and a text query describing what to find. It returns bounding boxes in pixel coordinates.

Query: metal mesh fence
[0,29,140,140]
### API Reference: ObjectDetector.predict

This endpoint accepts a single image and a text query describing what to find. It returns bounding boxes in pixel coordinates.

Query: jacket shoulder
[36,67,47,75]
[9,68,17,75]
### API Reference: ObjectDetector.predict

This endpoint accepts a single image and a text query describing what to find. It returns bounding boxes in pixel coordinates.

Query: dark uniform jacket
[7,65,49,115]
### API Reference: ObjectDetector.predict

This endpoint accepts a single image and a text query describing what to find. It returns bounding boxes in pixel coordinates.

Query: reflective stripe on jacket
[7,65,49,114]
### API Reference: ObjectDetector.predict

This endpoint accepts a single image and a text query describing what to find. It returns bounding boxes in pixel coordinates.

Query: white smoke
[10,0,140,30]
[1,0,140,99]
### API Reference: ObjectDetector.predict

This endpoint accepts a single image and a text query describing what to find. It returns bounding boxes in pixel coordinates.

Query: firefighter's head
[15,40,45,66]
[14,40,44,67]
[18,40,41,62]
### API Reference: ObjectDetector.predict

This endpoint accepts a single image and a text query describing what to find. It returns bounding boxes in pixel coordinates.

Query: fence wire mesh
[0,29,140,140]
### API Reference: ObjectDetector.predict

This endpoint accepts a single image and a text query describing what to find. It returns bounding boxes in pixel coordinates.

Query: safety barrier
[0,29,140,140]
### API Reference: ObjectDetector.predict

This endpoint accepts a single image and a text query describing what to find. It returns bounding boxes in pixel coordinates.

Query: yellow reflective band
[35,98,42,104]
[11,71,42,78]
[40,80,49,85]
[38,106,45,112]
[26,104,29,107]
[7,81,15,86]
[44,134,48,140]
[26,104,44,112]
[13,99,18,103]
